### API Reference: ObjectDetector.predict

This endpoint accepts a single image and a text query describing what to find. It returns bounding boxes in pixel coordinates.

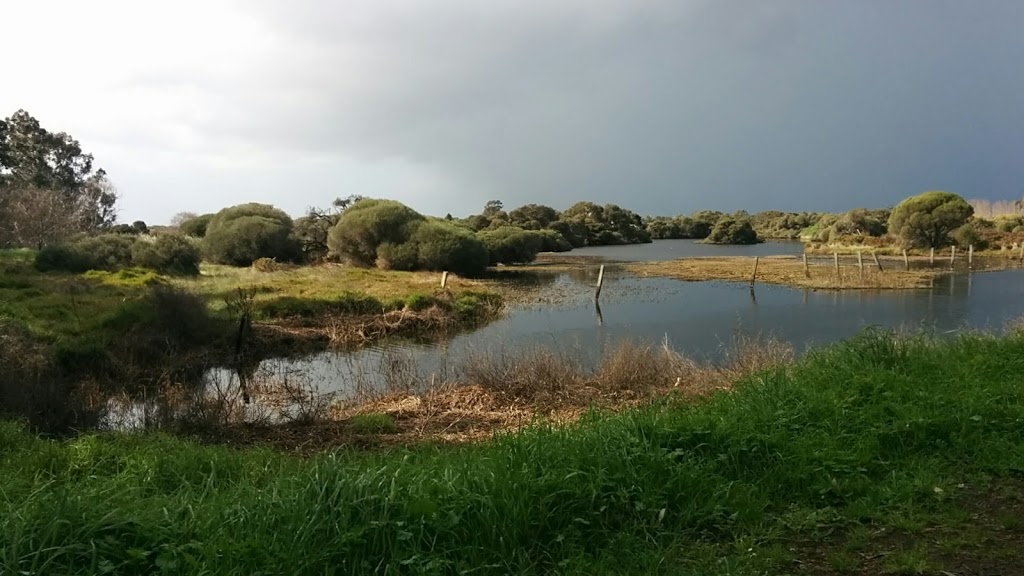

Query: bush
[203,204,300,266]
[536,229,573,253]
[409,221,490,276]
[327,199,425,266]
[131,234,201,276]
[705,218,760,245]
[888,191,973,248]
[35,234,136,272]
[952,223,989,250]
[179,214,214,238]
[477,227,544,265]
[34,244,92,272]
[251,257,281,272]
[375,241,420,271]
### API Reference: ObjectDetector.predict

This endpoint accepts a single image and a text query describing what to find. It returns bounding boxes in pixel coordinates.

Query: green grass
[2,330,1024,574]
[349,413,399,434]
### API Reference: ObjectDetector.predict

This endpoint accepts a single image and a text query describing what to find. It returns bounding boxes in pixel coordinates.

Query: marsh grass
[2,330,1024,574]
[626,254,1019,289]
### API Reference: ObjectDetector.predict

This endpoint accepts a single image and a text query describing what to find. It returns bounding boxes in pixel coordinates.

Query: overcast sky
[3,1,1022,223]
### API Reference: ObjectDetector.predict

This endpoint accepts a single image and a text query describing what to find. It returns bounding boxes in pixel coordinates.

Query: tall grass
[2,330,1024,574]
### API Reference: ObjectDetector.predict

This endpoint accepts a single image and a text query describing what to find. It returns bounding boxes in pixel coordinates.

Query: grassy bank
[631,252,1023,290]
[3,330,1024,575]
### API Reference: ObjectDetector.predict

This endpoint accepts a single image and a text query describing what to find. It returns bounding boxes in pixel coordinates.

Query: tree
[508,204,559,230]
[178,214,214,238]
[888,191,973,248]
[482,200,504,218]
[477,227,544,265]
[202,203,300,266]
[0,187,91,248]
[327,199,425,267]
[0,110,117,240]
[170,212,199,227]
[705,217,760,245]
[293,196,363,262]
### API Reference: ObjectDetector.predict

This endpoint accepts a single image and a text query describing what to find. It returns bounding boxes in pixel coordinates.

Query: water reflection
[198,269,1024,402]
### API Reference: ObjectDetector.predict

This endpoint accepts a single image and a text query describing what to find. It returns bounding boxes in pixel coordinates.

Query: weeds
[2,330,1024,574]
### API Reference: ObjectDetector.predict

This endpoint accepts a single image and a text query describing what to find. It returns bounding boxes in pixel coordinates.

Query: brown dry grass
[629,255,1022,290]
[195,335,794,453]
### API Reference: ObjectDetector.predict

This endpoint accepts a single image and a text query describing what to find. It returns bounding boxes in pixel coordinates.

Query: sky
[2,0,1022,224]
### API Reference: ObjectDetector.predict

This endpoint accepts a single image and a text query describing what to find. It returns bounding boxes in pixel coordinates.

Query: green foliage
[81,268,162,288]
[375,241,420,271]
[951,222,989,250]
[477,226,544,265]
[535,229,572,252]
[704,217,760,244]
[327,199,425,267]
[2,331,1024,573]
[34,234,136,273]
[507,204,559,230]
[177,213,213,238]
[202,203,300,266]
[349,413,399,434]
[751,211,826,240]
[408,221,490,276]
[560,202,652,245]
[888,191,974,248]
[131,235,201,276]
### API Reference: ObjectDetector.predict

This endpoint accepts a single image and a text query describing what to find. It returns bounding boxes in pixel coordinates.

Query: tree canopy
[202,203,301,266]
[888,191,973,248]
[0,110,118,247]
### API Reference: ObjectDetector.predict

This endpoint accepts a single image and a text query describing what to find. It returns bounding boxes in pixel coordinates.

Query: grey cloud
[118,0,1024,219]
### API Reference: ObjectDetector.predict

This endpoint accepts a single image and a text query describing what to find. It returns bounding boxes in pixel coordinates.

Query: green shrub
[35,235,136,272]
[409,220,490,276]
[131,234,201,276]
[477,226,544,265]
[375,241,420,271]
[888,191,973,248]
[327,199,425,267]
[178,213,214,238]
[952,223,989,250]
[34,244,92,272]
[705,218,760,245]
[535,229,573,252]
[203,204,300,266]
[256,292,386,319]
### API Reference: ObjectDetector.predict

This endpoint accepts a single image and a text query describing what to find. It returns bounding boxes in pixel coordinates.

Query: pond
[564,239,805,261]
[204,267,1024,401]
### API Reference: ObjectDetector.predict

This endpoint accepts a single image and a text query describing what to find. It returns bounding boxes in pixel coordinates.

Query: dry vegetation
[176,335,794,453]
[629,254,1023,290]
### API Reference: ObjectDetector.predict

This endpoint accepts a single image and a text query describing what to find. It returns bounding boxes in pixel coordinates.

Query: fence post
[857,251,864,279]
[803,253,810,278]
[968,244,974,269]
[834,252,840,284]
[950,245,956,270]
[750,257,759,292]
[440,271,449,288]
[872,252,883,272]
[902,249,910,271]
[1020,243,1024,265]
[594,264,605,302]
[930,247,935,266]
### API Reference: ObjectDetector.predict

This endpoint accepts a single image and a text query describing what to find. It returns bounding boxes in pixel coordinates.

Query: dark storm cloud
[184,0,1021,217]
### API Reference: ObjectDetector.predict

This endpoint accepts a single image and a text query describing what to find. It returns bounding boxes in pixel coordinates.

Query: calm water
[564,239,805,261]
[207,267,1024,398]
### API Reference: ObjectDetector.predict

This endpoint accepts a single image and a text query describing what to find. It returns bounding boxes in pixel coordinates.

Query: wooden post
[750,257,759,291]
[968,245,974,269]
[930,247,935,266]
[440,271,449,288]
[1019,243,1024,265]
[833,252,840,284]
[902,249,910,271]
[594,264,605,302]
[857,251,864,278]
[802,253,810,278]
[872,252,883,272]
[950,245,956,270]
